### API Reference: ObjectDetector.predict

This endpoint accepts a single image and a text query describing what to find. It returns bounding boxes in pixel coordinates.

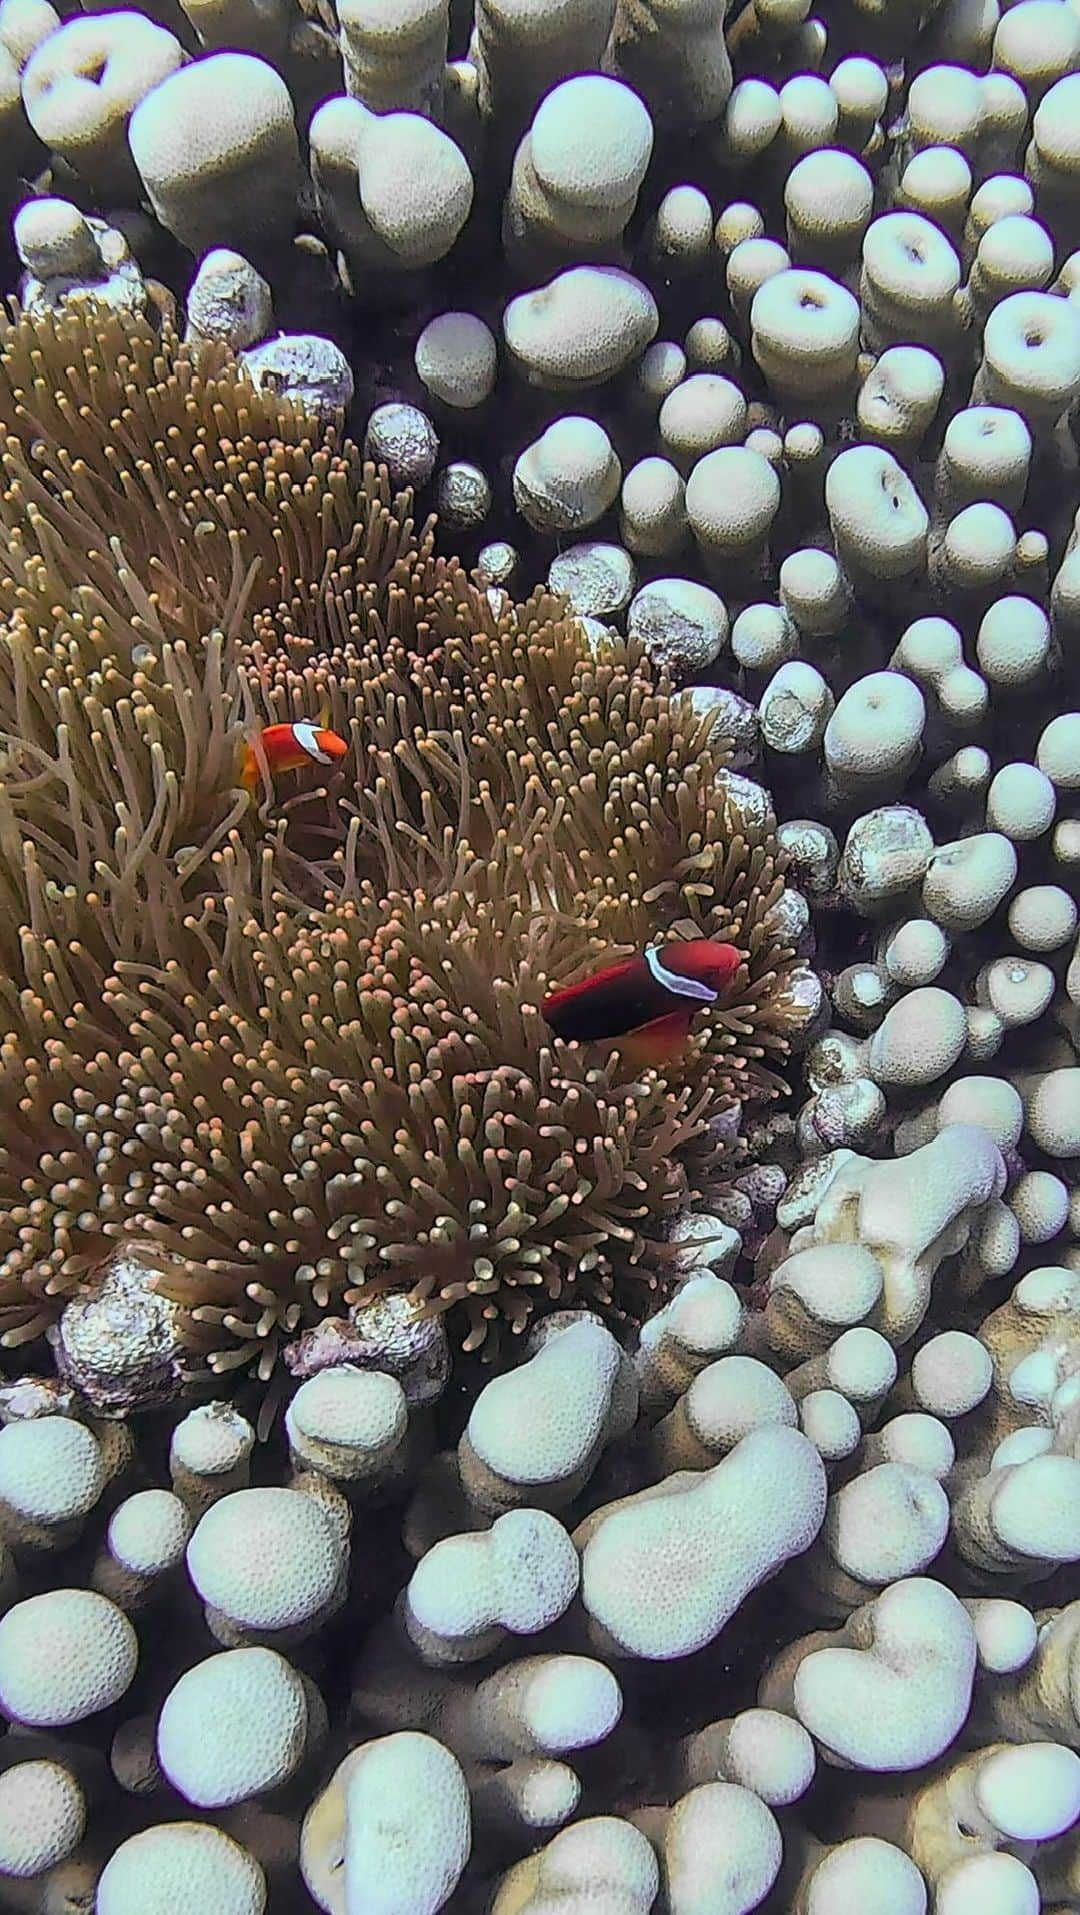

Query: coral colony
[0,2,1078,1913]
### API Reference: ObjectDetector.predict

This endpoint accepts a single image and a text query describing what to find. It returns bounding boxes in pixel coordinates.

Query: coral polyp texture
[0,306,803,1376]
[2,0,1080,1910]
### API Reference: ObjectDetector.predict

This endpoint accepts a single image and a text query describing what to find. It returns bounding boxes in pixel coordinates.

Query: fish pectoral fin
[618,1011,694,1068]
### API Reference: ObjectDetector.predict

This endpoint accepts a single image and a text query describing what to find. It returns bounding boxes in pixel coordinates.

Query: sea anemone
[0,304,810,1376]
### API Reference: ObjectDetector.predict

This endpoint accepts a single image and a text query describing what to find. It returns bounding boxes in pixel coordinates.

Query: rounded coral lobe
[0,307,807,1377]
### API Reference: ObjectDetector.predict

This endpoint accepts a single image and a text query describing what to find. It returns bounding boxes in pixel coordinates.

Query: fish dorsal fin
[644,944,719,1004]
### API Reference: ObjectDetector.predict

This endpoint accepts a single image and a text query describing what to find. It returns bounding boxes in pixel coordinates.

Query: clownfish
[542,938,743,1067]
[238,720,349,796]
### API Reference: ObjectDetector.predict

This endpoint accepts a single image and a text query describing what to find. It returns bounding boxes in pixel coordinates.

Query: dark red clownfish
[542,938,743,1068]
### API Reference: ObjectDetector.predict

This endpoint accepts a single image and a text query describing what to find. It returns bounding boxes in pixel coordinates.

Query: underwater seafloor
[0,0,1078,1909]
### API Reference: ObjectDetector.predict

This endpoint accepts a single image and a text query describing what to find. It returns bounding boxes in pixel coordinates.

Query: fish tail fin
[237,741,260,796]
[619,1011,695,1069]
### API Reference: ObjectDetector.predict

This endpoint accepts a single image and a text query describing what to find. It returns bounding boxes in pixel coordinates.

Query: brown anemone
[0,304,814,1375]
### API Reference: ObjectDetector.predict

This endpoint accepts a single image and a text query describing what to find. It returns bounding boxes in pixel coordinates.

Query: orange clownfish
[239,721,349,796]
[542,938,743,1067]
